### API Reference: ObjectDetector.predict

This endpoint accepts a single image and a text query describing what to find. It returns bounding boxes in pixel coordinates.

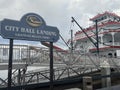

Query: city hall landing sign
[0,13,59,42]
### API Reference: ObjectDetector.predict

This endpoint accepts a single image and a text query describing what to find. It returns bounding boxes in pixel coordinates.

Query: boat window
[108,53,112,58]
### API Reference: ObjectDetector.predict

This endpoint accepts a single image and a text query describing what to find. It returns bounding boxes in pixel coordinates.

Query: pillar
[100,61,111,88]
[83,76,93,90]
[111,32,115,46]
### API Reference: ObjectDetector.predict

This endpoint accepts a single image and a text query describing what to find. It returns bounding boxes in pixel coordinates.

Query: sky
[0,0,120,49]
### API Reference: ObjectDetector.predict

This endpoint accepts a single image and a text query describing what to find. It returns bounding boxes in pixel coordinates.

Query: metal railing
[0,44,120,88]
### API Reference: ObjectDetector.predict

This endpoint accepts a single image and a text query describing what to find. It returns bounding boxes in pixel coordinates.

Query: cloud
[0,0,120,48]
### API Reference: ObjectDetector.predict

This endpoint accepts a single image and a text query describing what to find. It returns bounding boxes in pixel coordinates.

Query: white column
[100,35,103,47]
[100,61,111,88]
[111,32,115,46]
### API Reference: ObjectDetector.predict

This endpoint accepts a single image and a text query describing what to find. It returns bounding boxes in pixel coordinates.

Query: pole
[71,17,97,47]
[50,42,54,90]
[70,29,74,64]
[95,20,99,55]
[8,39,13,90]
[71,17,99,54]
[71,29,73,52]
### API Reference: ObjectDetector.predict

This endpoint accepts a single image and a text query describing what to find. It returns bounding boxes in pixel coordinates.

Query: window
[3,48,8,56]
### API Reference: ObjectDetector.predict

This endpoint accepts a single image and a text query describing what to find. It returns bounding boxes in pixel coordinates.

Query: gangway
[0,44,120,89]
[0,63,26,70]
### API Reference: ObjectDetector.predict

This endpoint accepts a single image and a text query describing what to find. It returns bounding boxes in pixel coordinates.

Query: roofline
[75,21,120,36]
[90,11,120,21]
[89,46,120,52]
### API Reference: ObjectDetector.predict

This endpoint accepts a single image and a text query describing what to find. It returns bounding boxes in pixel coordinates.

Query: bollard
[83,76,93,90]
[100,60,111,88]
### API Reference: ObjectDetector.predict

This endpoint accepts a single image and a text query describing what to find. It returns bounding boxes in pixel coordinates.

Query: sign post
[50,42,54,90]
[0,13,59,90]
[8,39,13,90]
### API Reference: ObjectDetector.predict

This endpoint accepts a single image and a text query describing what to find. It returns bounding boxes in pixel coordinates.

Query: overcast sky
[0,0,120,49]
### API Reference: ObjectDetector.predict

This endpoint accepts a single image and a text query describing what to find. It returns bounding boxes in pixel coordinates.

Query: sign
[0,13,59,42]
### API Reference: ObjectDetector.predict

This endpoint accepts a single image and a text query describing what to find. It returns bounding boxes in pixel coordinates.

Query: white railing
[114,42,120,46]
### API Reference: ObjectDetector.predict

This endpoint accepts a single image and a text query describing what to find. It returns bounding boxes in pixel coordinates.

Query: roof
[41,42,67,52]
[90,11,120,21]
[75,21,120,36]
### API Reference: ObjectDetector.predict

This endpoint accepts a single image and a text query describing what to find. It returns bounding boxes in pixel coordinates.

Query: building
[74,11,120,58]
[0,44,29,62]
[0,44,50,63]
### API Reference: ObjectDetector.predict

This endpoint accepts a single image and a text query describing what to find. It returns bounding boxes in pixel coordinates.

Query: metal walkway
[0,44,120,88]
